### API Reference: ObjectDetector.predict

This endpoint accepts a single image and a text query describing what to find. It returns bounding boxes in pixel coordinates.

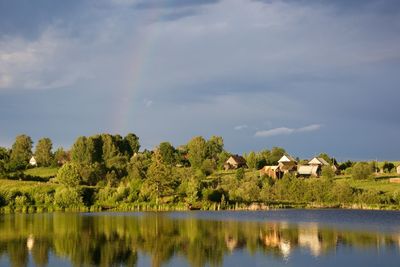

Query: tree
[187,136,207,169]
[71,136,96,164]
[158,142,176,165]
[141,151,178,204]
[382,161,395,173]
[352,162,373,180]
[123,133,140,157]
[267,147,286,165]
[54,147,68,166]
[321,165,335,180]
[9,134,33,170]
[317,153,333,165]
[235,168,245,181]
[206,136,224,160]
[56,162,82,188]
[245,151,257,170]
[0,147,9,161]
[35,138,53,167]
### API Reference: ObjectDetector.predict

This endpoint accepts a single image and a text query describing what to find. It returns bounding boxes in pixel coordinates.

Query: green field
[24,167,59,178]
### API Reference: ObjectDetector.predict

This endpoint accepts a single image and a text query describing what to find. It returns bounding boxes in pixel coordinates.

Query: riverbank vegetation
[0,133,399,213]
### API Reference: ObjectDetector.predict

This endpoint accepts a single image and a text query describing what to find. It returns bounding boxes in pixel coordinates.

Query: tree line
[0,133,399,211]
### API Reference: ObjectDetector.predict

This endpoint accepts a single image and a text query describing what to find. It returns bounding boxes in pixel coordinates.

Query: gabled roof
[227,155,246,164]
[297,165,319,175]
[278,154,296,163]
[309,157,330,166]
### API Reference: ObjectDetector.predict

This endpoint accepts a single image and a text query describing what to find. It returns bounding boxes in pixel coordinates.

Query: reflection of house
[298,224,322,257]
[260,224,291,259]
[278,155,297,174]
[29,156,37,166]
[225,236,238,251]
[224,155,247,170]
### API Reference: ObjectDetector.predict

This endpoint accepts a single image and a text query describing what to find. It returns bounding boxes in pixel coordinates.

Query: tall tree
[35,138,53,167]
[123,133,140,157]
[71,136,93,164]
[158,142,176,165]
[267,147,286,165]
[10,134,33,170]
[206,136,224,160]
[245,151,258,170]
[187,136,207,169]
[54,147,68,165]
[141,151,177,204]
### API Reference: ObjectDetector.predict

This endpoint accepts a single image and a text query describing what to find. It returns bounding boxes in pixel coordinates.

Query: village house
[224,155,247,170]
[397,165,400,175]
[260,155,296,179]
[260,165,283,179]
[29,156,37,166]
[297,165,320,177]
[277,154,297,174]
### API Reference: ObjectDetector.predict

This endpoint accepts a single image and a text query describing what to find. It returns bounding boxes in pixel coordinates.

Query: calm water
[0,209,399,267]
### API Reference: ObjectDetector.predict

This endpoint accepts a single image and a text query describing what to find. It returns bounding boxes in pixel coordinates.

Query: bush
[56,163,82,188]
[54,187,83,208]
[321,166,335,180]
[352,162,373,180]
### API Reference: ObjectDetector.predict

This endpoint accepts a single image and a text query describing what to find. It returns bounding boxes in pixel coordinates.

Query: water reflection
[0,212,399,267]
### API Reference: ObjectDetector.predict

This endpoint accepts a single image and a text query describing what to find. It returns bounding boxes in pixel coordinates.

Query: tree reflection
[0,213,399,267]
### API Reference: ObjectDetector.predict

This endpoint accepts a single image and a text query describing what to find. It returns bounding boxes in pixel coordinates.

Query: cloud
[234,124,248,130]
[255,124,321,137]
[144,99,154,107]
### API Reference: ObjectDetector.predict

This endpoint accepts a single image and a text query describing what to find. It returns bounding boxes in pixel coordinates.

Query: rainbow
[113,8,162,134]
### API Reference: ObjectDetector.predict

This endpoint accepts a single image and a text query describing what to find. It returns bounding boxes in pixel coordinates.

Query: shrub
[54,187,83,208]
[321,166,335,180]
[352,162,373,180]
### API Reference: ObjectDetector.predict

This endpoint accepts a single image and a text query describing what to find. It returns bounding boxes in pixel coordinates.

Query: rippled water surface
[0,209,399,266]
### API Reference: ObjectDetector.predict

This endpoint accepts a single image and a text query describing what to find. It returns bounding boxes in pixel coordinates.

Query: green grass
[24,167,59,178]
[0,178,58,192]
[335,174,400,194]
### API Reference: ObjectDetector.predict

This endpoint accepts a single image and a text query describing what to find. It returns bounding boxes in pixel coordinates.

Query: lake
[0,209,399,267]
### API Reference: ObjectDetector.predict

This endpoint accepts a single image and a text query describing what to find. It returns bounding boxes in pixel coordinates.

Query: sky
[0,0,400,161]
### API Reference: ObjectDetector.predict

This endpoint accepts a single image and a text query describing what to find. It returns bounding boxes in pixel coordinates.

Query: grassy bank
[1,167,400,214]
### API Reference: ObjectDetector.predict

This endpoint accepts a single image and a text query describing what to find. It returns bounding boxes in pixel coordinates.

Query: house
[297,165,320,177]
[277,155,297,173]
[308,157,330,166]
[260,165,283,179]
[224,155,247,170]
[29,156,37,166]
[397,165,400,175]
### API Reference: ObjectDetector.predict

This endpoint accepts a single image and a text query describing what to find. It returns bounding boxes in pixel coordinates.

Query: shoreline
[1,202,399,214]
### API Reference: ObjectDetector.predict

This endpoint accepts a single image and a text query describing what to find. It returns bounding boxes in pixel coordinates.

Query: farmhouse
[278,154,297,174]
[260,165,283,179]
[297,165,320,177]
[224,155,247,170]
[29,156,37,166]
[308,157,330,166]
[397,165,400,175]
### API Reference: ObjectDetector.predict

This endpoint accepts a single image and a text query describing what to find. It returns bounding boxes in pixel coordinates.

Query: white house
[29,156,37,166]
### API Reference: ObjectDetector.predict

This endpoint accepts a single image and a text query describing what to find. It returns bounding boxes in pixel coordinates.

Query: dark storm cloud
[1,0,400,160]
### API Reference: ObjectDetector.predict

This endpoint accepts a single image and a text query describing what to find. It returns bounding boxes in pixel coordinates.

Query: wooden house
[224,155,247,170]
[260,165,283,179]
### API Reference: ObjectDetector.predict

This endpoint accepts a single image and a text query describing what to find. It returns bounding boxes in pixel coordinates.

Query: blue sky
[0,0,399,160]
